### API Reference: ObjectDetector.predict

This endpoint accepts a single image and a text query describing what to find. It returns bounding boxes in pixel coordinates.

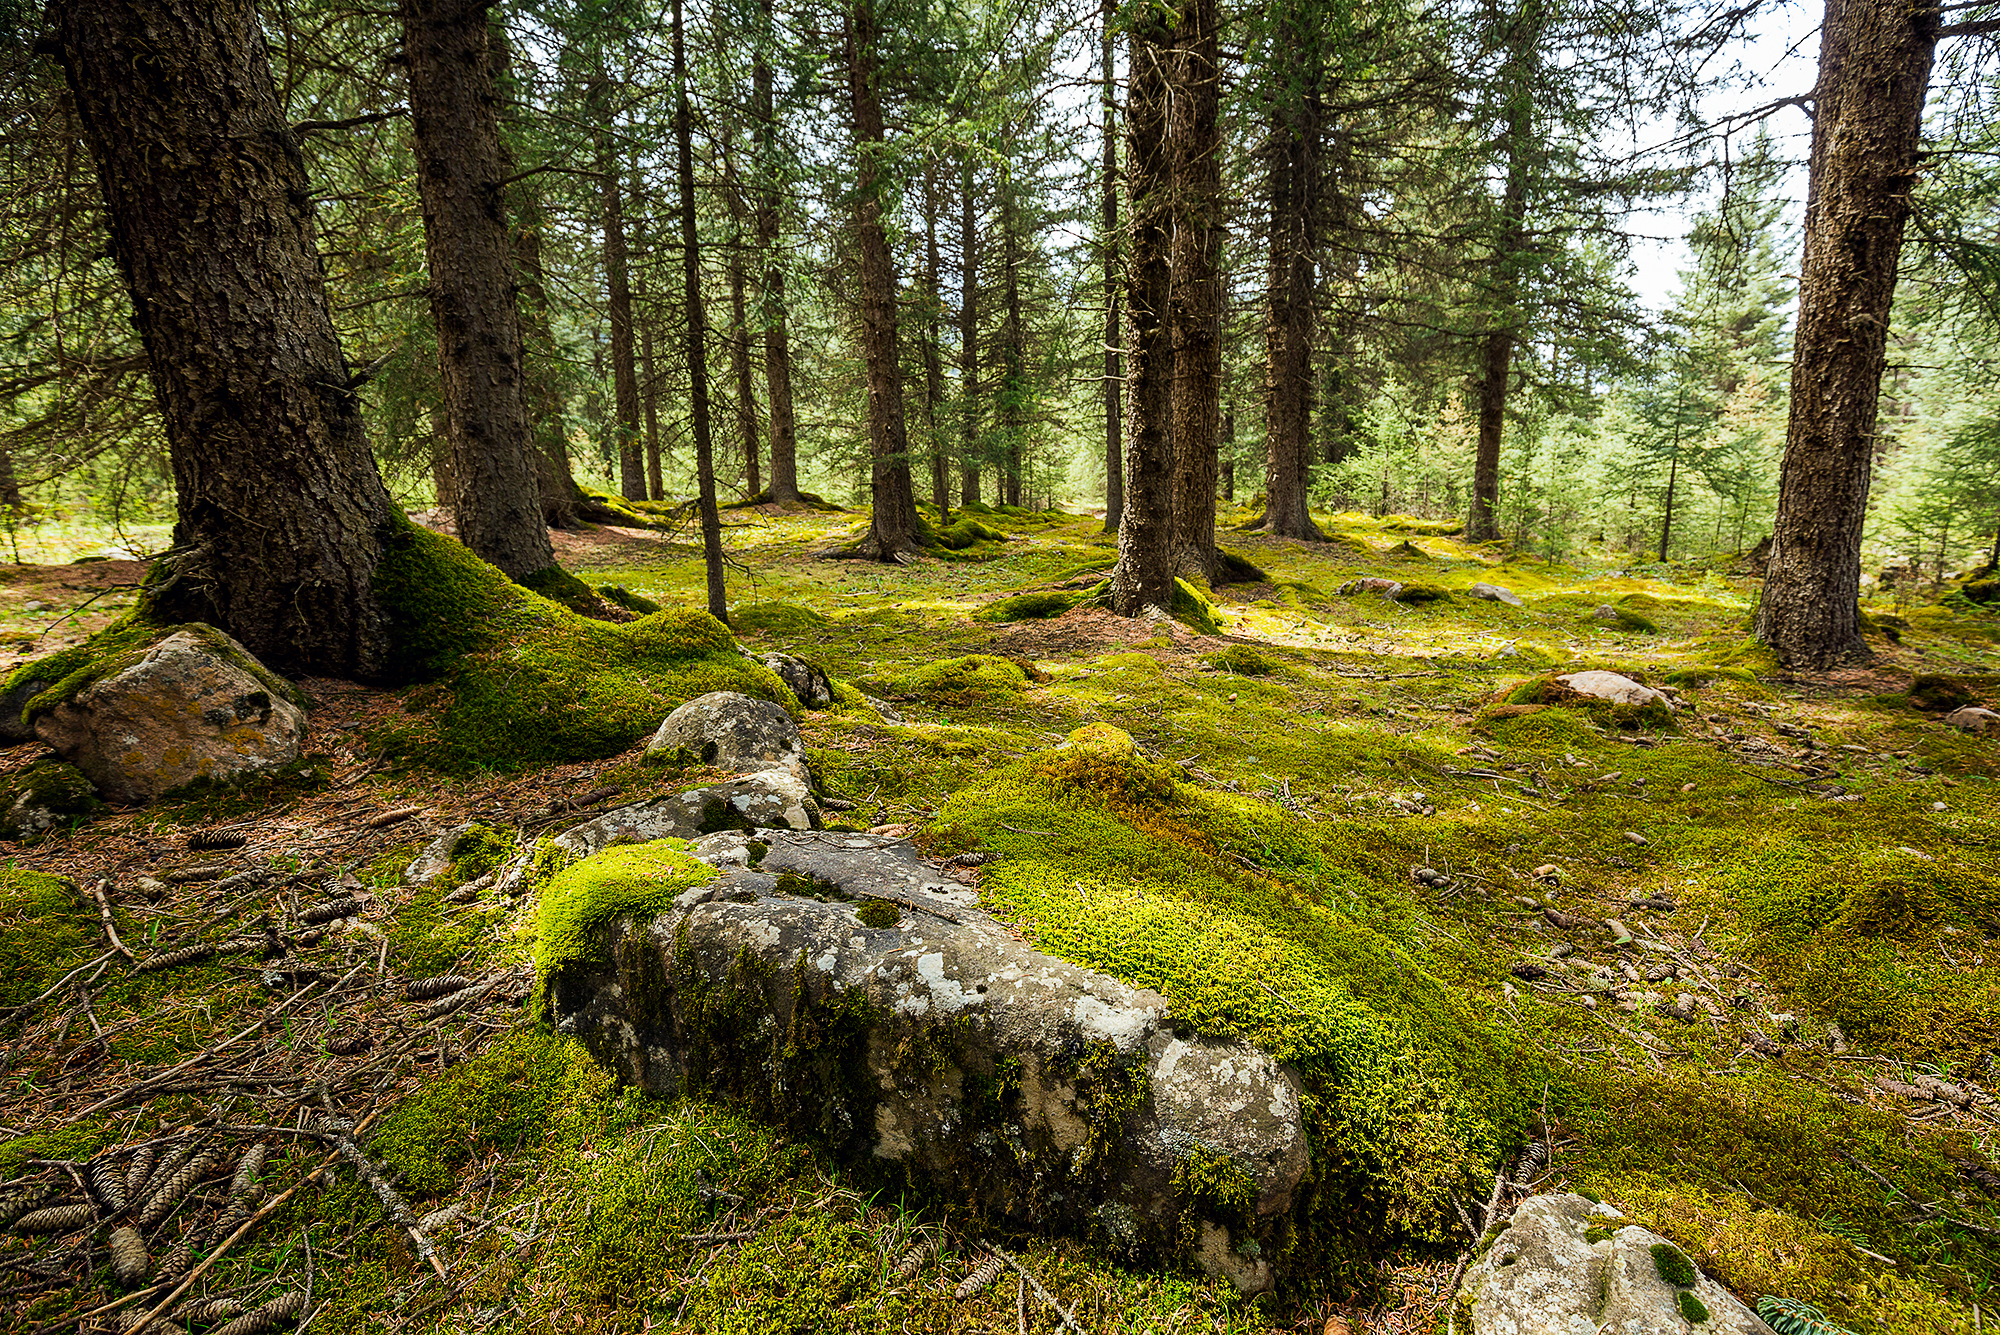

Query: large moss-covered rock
[29,626,307,805]
[644,691,808,779]
[542,832,1309,1294]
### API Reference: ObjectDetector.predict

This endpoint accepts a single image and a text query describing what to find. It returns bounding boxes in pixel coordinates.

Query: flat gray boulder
[543,830,1308,1295]
[32,627,306,805]
[645,690,807,780]
[1557,670,1673,711]
[552,770,820,859]
[1469,582,1525,607]
[1466,1194,1771,1335]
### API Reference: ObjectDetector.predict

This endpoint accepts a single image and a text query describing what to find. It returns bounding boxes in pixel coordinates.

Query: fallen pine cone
[116,1314,189,1335]
[87,1154,129,1214]
[12,1202,92,1234]
[405,974,473,1002]
[107,1224,149,1285]
[126,1146,155,1202]
[1745,1031,1784,1057]
[175,1297,246,1325]
[166,864,233,884]
[137,942,217,973]
[186,830,249,852]
[139,1149,217,1229]
[299,896,362,926]
[209,1290,307,1335]
[951,1250,1004,1300]
[893,1240,933,1278]
[230,1143,268,1200]
[327,1031,374,1056]
[1509,963,1547,981]
[1543,908,1598,931]
[365,805,425,828]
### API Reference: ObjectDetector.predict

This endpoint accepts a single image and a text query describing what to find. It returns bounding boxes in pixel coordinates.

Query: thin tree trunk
[671,0,727,618]
[512,184,583,529]
[641,310,663,499]
[1221,404,1234,501]
[1000,179,1025,509]
[1757,0,1939,668]
[723,130,762,501]
[959,153,981,507]
[400,0,554,578]
[55,0,396,679]
[922,160,950,521]
[1101,3,1124,533]
[752,0,799,503]
[1260,12,1324,542]
[1109,10,1176,616]
[1168,0,1222,581]
[594,77,645,502]
[839,0,921,558]
[1467,49,1533,543]
[1658,451,1677,562]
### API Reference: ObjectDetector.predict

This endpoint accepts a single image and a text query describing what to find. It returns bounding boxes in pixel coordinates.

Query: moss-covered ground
[0,500,1996,1333]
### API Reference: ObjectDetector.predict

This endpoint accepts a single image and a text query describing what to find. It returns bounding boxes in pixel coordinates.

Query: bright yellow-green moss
[978,588,1087,622]
[856,653,1030,704]
[530,841,717,985]
[1171,577,1224,634]
[0,868,93,1008]
[731,600,829,635]
[369,520,793,772]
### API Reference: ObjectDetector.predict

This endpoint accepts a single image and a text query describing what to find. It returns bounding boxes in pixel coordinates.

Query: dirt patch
[0,558,153,679]
[979,604,1222,663]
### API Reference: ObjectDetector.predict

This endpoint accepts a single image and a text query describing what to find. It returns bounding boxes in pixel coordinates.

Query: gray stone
[1469,582,1525,607]
[551,770,820,859]
[1944,705,2000,735]
[544,830,1308,1295]
[1556,670,1673,711]
[863,693,904,724]
[760,653,834,709]
[1466,1193,1773,1335]
[1340,577,1404,598]
[405,823,477,885]
[645,690,807,780]
[32,627,306,805]
[1592,604,1621,622]
[0,760,101,842]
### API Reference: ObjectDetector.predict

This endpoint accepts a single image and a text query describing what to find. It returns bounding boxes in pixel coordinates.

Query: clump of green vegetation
[369,519,793,773]
[1393,583,1451,605]
[1171,577,1224,634]
[1380,516,1464,536]
[1651,1240,1698,1286]
[1664,665,1757,687]
[0,760,103,840]
[856,653,1030,704]
[732,601,829,635]
[978,588,1088,622]
[1205,645,1285,676]
[1586,605,1657,633]
[0,868,93,1008]
[596,583,661,614]
[1215,548,1269,585]
[1908,672,1992,712]
[531,840,717,986]
[935,516,1007,550]
[1679,1290,1711,1323]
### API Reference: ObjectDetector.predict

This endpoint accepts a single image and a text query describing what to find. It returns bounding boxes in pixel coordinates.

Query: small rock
[21,600,45,613]
[1944,705,2000,735]
[1468,582,1524,607]
[1680,781,1695,792]
[1591,603,1620,622]
[0,760,103,841]
[759,652,834,709]
[1826,1022,1849,1054]
[1555,670,1674,711]
[862,693,904,724]
[1411,866,1449,887]
[1745,1030,1784,1056]
[1531,864,1561,883]
[1622,831,1648,846]
[1932,801,1949,812]
[405,822,476,885]
[553,772,822,858]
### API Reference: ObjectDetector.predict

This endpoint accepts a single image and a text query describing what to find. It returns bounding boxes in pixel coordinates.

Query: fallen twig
[986,1245,1084,1334]
[88,880,135,960]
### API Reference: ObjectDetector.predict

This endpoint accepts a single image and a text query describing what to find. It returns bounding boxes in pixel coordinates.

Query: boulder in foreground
[30,626,306,804]
[540,831,1308,1294]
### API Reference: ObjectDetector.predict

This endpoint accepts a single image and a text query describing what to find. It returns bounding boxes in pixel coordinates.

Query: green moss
[1393,583,1452,605]
[979,589,1085,623]
[1587,606,1658,633]
[1214,548,1268,585]
[1205,646,1286,676]
[856,899,900,928]
[517,564,601,613]
[1380,516,1464,536]
[363,1029,581,1196]
[856,654,1030,705]
[1651,1240,1698,1286]
[0,760,104,840]
[1664,665,1757,687]
[731,601,830,635]
[0,868,93,1008]
[9,618,307,729]
[1171,1144,1258,1239]
[1908,673,1995,712]
[1678,1289,1711,1323]
[369,519,792,773]
[531,841,718,987]
[596,583,662,615]
[1171,578,1223,635]
[1584,1226,1616,1244]
[935,517,1007,550]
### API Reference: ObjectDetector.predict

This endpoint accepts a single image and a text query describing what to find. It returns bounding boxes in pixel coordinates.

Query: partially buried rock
[1556,670,1674,711]
[31,627,307,805]
[1944,705,2000,735]
[1592,604,1621,623]
[551,770,820,858]
[645,690,807,779]
[543,831,1308,1295]
[1339,576,1404,598]
[0,760,103,841]
[1464,1193,1774,1334]
[1468,582,1525,607]
[759,652,833,709]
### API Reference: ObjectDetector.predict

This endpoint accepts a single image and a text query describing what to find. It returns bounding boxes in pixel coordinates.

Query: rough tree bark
[672,0,728,618]
[399,0,555,580]
[1101,3,1124,533]
[1757,0,1940,668]
[837,0,922,559]
[959,153,982,507]
[922,160,950,520]
[1108,9,1176,616]
[723,130,762,501]
[1168,0,1222,582]
[1467,31,1534,544]
[593,76,645,502]
[54,0,398,679]
[512,183,585,528]
[999,178,1026,509]
[1259,0,1326,542]
[752,0,800,504]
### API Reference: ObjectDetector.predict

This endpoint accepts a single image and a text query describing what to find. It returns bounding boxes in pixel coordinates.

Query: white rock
[1469,582,1525,607]
[1556,671,1673,711]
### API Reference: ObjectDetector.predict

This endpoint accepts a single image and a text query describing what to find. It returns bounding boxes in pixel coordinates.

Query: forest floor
[1,500,1997,1335]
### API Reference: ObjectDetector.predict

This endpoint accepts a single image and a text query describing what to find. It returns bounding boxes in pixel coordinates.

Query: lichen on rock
[0,760,103,842]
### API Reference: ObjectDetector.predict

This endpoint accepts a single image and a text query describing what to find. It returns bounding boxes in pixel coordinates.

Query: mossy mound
[1379,516,1464,536]
[855,654,1030,705]
[370,521,794,773]
[1170,578,1223,635]
[1392,583,1451,605]
[978,589,1087,623]
[0,869,93,1007]
[935,517,1007,550]
[1204,645,1287,677]
[532,840,718,987]
[1586,606,1658,633]
[1908,673,1996,713]
[731,601,830,636]
[1662,664,1757,687]
[724,489,846,511]
[0,760,104,841]
[927,733,1533,1273]
[1214,547,1269,586]
[596,584,662,615]
[577,486,684,528]
[1500,675,1676,731]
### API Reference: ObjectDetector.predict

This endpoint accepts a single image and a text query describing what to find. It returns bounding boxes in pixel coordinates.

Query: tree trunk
[55,0,396,679]
[752,0,800,504]
[1101,2,1124,533]
[400,0,553,581]
[672,0,727,618]
[1221,405,1234,502]
[723,132,762,502]
[594,79,645,502]
[1467,48,1533,543]
[1168,0,1222,581]
[1757,0,1939,668]
[959,154,981,507]
[1260,14,1324,542]
[922,160,950,520]
[512,184,584,529]
[641,309,664,500]
[840,0,921,558]
[1108,10,1176,616]
[999,180,1025,509]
